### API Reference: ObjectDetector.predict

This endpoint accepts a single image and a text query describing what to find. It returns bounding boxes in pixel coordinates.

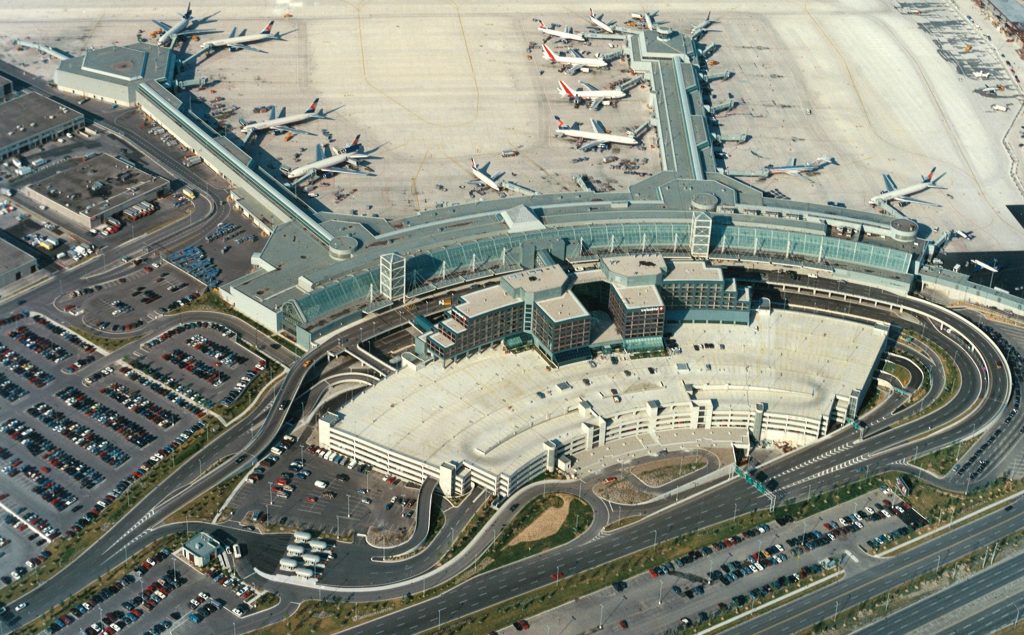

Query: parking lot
[37,543,265,635]
[0,310,230,587]
[228,435,419,554]
[129,320,270,408]
[506,489,920,633]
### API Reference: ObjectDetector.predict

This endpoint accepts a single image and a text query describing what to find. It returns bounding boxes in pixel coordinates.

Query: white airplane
[588,9,615,34]
[632,10,670,34]
[691,12,715,36]
[286,137,371,180]
[763,157,835,178]
[972,70,992,79]
[469,159,504,192]
[196,20,281,53]
[971,258,999,273]
[554,116,638,151]
[558,80,626,108]
[154,3,218,47]
[239,98,334,136]
[869,167,945,208]
[953,229,975,240]
[537,20,587,42]
[541,44,607,70]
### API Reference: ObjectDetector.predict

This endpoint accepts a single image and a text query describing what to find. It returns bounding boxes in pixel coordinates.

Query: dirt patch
[594,479,654,505]
[366,525,410,548]
[631,456,707,488]
[508,494,571,546]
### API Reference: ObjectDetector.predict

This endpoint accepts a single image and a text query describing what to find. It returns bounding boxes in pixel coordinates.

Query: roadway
[723,503,1024,635]
[853,548,1024,635]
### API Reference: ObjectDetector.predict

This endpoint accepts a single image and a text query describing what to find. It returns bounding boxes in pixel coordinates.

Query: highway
[853,548,1024,635]
[724,503,1024,635]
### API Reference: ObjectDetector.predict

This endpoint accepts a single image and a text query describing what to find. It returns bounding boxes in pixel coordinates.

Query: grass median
[483,494,593,572]
[909,439,973,476]
[165,472,247,525]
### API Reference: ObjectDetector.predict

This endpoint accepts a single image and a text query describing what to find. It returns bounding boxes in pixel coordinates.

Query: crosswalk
[106,509,157,554]
[786,453,869,488]
[776,442,856,477]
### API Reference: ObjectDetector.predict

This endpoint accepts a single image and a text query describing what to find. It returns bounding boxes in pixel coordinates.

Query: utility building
[0,92,84,160]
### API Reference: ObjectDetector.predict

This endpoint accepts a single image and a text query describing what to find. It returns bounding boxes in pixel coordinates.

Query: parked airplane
[558,80,626,108]
[470,159,504,192]
[286,137,371,180]
[691,12,715,36]
[953,229,975,240]
[554,116,638,151]
[972,70,992,79]
[154,3,218,47]
[632,10,670,34]
[537,20,587,42]
[195,20,282,53]
[541,44,608,70]
[869,167,945,208]
[763,157,835,178]
[588,9,615,34]
[239,98,334,136]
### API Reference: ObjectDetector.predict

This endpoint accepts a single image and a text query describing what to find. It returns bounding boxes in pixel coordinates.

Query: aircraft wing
[580,81,598,91]
[882,174,897,191]
[268,125,315,135]
[178,28,221,37]
[590,119,607,134]
[588,98,602,111]
[579,140,603,152]
[567,64,584,75]
[229,44,269,53]
[152,20,172,30]
[892,195,940,207]
[321,166,374,176]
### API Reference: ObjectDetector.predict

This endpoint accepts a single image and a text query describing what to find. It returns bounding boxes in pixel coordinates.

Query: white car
[13,602,26,612]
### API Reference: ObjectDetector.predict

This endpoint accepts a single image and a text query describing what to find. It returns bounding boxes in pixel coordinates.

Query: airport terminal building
[0,91,84,160]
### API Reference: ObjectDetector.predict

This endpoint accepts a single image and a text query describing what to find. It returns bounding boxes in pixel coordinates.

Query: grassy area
[425,492,445,545]
[440,496,495,565]
[631,460,705,487]
[18,534,188,634]
[165,472,247,524]
[803,528,1024,634]
[883,361,912,388]
[604,515,644,531]
[0,416,226,606]
[484,495,593,571]
[66,324,139,353]
[169,290,303,356]
[252,591,280,613]
[905,333,962,417]
[909,439,973,475]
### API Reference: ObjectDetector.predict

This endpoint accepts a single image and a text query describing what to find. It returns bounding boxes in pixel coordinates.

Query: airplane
[588,9,615,34]
[285,137,371,180]
[763,157,836,178]
[970,258,999,274]
[554,116,638,151]
[632,10,671,35]
[469,159,504,192]
[239,98,335,136]
[691,12,715,36]
[972,70,992,79]
[541,44,608,70]
[537,20,587,42]
[558,80,626,108]
[869,167,945,208]
[194,20,282,54]
[953,229,975,240]
[153,3,218,47]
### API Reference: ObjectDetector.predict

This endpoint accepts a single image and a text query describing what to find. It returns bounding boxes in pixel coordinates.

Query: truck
[181,188,197,201]
[183,156,203,167]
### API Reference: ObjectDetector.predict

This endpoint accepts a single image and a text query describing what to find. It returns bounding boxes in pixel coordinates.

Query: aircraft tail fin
[183,2,192,18]
[542,43,557,62]
[306,97,319,113]
[350,134,361,149]
[923,167,936,182]
[262,20,274,34]
[558,80,575,98]
[538,20,546,29]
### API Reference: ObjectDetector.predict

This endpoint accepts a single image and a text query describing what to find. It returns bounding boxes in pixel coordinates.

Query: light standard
[346,494,351,518]
[1014,602,1022,626]
[599,603,604,630]
[652,529,657,550]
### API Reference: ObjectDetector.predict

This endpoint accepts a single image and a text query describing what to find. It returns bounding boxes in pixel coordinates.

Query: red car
[551,571,565,581]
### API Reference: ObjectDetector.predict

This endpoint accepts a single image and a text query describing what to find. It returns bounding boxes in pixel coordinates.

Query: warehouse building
[0,91,84,160]
[0,230,39,288]
[22,153,168,231]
